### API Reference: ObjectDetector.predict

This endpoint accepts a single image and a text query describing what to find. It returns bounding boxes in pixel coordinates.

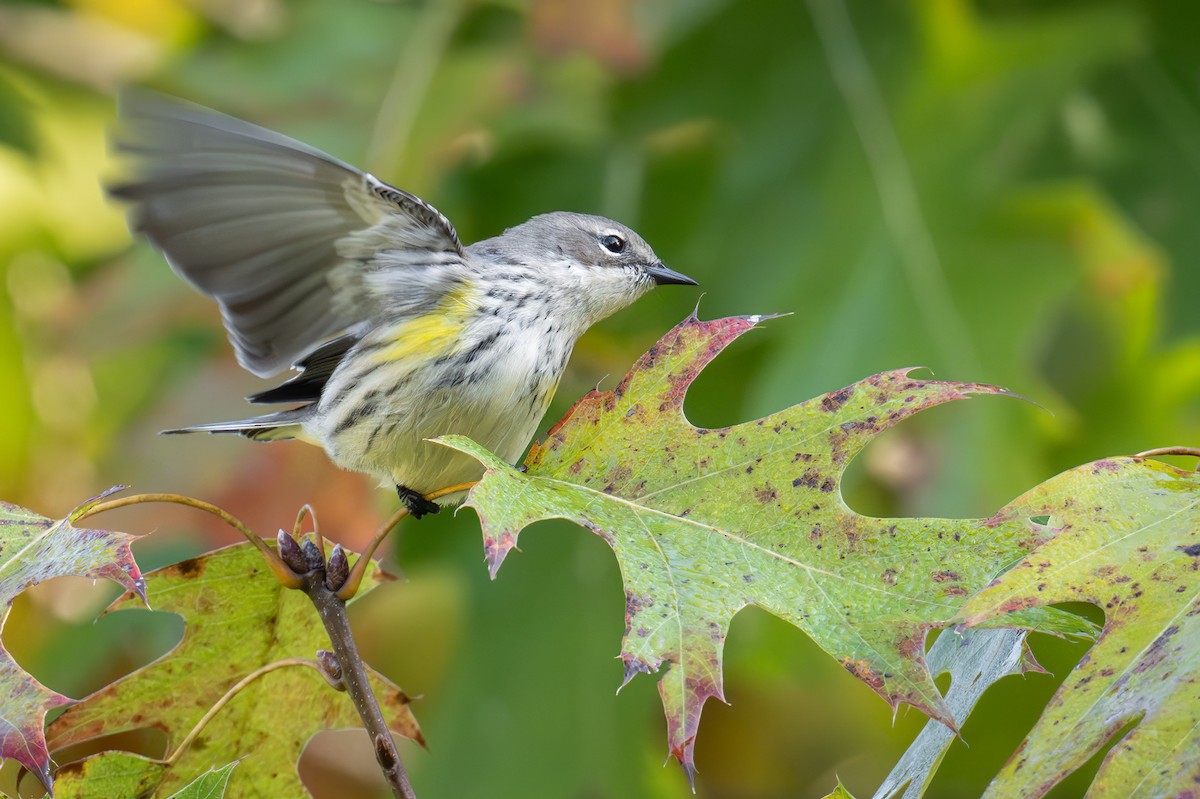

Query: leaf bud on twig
[276,530,308,574]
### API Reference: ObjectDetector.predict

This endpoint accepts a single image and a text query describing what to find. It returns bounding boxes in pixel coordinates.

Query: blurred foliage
[0,0,1197,797]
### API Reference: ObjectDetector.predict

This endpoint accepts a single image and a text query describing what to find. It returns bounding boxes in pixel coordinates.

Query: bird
[109,90,697,518]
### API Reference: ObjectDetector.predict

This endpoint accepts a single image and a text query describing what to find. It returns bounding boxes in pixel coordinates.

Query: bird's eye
[600,235,626,254]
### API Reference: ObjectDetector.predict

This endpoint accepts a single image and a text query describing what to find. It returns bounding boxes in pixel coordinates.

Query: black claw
[396,485,440,519]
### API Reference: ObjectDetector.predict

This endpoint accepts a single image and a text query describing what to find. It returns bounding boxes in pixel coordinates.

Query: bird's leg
[395,484,440,519]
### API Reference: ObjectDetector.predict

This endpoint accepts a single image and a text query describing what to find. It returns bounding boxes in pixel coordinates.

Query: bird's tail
[163,407,312,442]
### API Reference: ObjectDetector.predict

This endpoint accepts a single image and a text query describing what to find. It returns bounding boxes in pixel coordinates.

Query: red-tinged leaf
[0,488,144,792]
[958,457,1200,798]
[48,542,420,798]
[439,313,1089,781]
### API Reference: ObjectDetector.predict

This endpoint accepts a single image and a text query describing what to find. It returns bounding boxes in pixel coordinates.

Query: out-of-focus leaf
[0,487,144,794]
[872,628,1040,799]
[48,542,421,798]
[0,74,35,155]
[441,313,1092,781]
[959,457,1200,798]
[55,755,235,799]
[822,780,859,799]
[53,752,164,799]
[166,761,238,799]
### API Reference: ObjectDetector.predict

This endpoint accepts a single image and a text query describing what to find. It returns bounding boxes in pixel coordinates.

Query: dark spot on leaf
[931,571,961,583]
[1177,543,1200,557]
[794,470,821,489]
[754,486,777,504]
[821,389,852,412]
[820,478,835,493]
[175,558,204,578]
[625,592,647,624]
[840,657,884,691]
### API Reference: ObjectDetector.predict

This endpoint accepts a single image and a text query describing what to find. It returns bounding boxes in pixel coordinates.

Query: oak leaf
[0,488,144,793]
[48,542,420,798]
[441,313,1088,779]
[959,456,1200,797]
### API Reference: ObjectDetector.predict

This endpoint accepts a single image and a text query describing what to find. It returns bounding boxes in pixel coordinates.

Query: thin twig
[337,480,478,600]
[1135,446,1200,470]
[301,568,416,799]
[75,492,298,584]
[158,658,318,766]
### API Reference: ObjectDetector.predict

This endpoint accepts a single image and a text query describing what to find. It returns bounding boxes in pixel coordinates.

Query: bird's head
[483,212,697,329]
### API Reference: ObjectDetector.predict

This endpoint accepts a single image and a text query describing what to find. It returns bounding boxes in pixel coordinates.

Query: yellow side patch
[375,283,478,364]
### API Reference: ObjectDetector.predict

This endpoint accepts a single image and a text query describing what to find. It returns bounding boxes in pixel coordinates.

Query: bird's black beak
[645,262,698,286]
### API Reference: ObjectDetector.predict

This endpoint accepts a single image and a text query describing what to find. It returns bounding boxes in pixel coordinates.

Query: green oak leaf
[822,780,858,799]
[47,542,421,798]
[959,456,1200,798]
[54,755,237,799]
[166,761,238,799]
[0,488,144,794]
[439,313,1087,779]
[52,752,165,798]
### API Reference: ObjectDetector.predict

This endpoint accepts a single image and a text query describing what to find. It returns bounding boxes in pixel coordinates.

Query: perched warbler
[111,91,697,517]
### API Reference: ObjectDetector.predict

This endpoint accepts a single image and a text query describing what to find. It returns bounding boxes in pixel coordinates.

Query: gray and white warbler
[111,91,697,517]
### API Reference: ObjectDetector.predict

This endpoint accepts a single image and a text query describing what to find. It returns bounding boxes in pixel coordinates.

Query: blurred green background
[1,0,1198,796]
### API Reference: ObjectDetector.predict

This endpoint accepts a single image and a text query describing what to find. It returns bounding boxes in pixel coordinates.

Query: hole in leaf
[51,728,169,765]
[5,580,184,699]
[1043,712,1144,799]
[299,729,425,799]
[934,671,952,696]
[925,628,1096,797]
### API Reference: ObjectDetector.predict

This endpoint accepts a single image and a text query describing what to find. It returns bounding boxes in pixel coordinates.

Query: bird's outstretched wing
[110,89,467,377]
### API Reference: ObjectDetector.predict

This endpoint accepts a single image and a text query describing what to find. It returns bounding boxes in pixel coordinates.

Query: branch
[295,545,417,799]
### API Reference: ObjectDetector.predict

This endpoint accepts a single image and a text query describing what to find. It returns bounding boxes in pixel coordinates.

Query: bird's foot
[396,485,440,519]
